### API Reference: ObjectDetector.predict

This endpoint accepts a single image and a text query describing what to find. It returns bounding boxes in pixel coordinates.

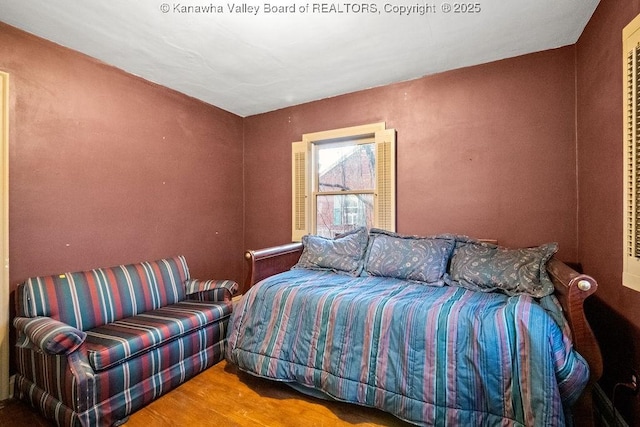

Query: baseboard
[593,383,629,427]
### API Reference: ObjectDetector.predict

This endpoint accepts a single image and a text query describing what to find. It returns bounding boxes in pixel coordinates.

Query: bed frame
[243,242,603,426]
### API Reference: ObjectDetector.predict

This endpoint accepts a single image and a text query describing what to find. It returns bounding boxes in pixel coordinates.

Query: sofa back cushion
[17,256,190,331]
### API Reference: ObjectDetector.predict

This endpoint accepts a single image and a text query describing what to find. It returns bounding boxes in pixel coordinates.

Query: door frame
[0,71,10,400]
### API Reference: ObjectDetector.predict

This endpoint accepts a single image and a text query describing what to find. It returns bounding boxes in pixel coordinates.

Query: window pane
[316,194,373,238]
[318,143,375,191]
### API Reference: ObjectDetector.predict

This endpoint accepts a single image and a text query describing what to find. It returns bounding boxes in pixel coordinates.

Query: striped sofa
[13,256,238,427]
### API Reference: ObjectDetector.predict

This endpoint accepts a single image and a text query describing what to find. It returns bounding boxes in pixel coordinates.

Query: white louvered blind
[291,141,309,241]
[623,14,640,291]
[375,129,396,232]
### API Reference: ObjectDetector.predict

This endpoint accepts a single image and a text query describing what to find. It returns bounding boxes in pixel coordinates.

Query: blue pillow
[364,229,455,285]
[293,227,369,276]
[448,237,558,297]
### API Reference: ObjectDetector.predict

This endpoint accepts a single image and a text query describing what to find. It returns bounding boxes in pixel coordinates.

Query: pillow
[14,316,87,355]
[292,227,369,276]
[364,229,455,285]
[448,238,558,297]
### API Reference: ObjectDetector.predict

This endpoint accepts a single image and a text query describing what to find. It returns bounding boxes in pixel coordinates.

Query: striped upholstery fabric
[14,345,93,411]
[15,323,227,427]
[85,300,231,370]
[185,279,239,302]
[14,316,87,355]
[15,375,81,427]
[18,256,190,331]
[91,323,226,407]
[13,256,237,427]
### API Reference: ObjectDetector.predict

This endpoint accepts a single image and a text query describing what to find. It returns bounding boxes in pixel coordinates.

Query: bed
[226,229,602,426]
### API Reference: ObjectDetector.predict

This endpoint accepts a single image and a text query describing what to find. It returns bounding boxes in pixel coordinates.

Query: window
[623,14,640,291]
[292,122,396,240]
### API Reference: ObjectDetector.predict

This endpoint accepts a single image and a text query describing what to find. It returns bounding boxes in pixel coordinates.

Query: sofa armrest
[13,316,87,355]
[185,279,239,302]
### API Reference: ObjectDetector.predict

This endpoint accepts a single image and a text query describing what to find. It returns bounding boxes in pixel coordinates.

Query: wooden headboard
[244,242,303,293]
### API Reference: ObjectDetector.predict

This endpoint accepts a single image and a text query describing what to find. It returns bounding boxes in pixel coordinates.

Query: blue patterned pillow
[364,229,455,285]
[293,227,369,276]
[448,237,558,297]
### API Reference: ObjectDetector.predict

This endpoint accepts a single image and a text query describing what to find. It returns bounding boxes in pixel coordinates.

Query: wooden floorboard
[0,361,411,426]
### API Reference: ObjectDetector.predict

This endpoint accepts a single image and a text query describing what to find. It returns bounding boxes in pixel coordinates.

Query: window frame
[291,122,396,241]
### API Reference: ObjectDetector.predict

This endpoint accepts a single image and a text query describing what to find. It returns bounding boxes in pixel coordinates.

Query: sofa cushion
[17,256,190,331]
[84,300,231,371]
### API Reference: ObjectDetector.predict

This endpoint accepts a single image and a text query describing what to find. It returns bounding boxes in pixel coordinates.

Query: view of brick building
[316,143,375,237]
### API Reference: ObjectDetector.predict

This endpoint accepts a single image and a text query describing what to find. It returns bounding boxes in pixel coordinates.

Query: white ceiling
[0,0,600,117]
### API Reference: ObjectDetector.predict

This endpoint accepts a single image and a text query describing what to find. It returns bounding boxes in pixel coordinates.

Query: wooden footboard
[547,257,602,426]
[243,244,602,424]
[547,257,603,383]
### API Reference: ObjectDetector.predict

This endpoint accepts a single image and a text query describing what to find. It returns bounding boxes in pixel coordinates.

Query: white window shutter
[374,129,396,232]
[623,14,640,291]
[291,140,309,241]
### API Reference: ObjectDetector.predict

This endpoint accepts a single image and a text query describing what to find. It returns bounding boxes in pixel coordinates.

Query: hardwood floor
[0,397,55,426]
[0,361,411,426]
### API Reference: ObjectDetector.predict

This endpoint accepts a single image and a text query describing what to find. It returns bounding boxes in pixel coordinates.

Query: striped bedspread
[226,269,589,426]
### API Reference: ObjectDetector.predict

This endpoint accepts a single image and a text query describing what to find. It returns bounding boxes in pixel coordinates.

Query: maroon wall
[244,47,578,262]
[6,9,634,421]
[577,0,640,423]
[1,23,245,289]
